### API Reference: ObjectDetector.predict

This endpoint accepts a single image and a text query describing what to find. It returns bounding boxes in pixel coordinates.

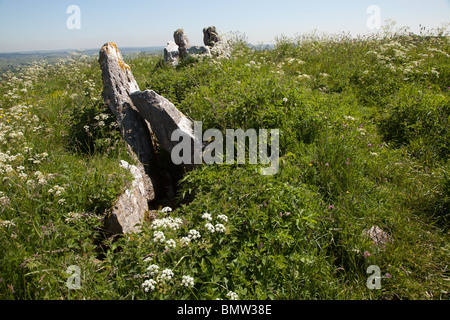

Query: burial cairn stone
[203,26,221,46]
[174,29,191,60]
[99,42,156,235]
[99,42,207,234]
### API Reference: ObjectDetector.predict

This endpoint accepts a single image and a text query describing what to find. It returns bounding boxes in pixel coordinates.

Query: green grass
[0,27,449,300]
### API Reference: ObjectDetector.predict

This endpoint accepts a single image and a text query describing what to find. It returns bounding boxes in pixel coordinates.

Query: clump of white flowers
[205,223,215,233]
[151,217,183,231]
[142,279,157,292]
[146,264,159,276]
[215,224,226,233]
[227,291,239,300]
[153,231,166,243]
[180,236,191,247]
[201,213,212,221]
[188,229,201,240]
[181,275,195,288]
[157,268,174,282]
[165,239,176,250]
[217,215,228,223]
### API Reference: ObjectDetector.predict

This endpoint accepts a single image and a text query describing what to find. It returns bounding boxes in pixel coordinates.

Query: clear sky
[0,0,449,53]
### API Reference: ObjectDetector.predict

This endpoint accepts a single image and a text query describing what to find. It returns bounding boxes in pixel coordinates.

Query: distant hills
[0,46,165,73]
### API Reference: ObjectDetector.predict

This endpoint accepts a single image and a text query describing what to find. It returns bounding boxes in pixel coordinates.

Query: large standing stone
[174,29,191,60]
[164,41,179,66]
[203,26,221,46]
[98,42,156,234]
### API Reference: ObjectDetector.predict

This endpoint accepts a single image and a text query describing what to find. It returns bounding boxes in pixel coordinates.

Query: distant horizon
[0,46,165,55]
[0,0,449,53]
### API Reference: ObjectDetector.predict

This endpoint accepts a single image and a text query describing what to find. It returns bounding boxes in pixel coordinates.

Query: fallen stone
[99,42,156,235]
[104,160,151,234]
[363,225,393,247]
[187,46,211,56]
[129,89,198,163]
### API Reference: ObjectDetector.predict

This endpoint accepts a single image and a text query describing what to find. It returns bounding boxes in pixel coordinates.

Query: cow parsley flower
[226,291,239,300]
[215,224,226,233]
[153,231,166,243]
[202,213,212,221]
[165,239,176,250]
[158,268,174,282]
[205,223,215,233]
[188,229,201,240]
[142,279,157,292]
[147,264,159,276]
[217,214,228,223]
[181,275,194,288]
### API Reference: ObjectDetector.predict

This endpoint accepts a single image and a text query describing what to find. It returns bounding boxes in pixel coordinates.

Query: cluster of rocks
[164,26,230,66]
[99,42,208,235]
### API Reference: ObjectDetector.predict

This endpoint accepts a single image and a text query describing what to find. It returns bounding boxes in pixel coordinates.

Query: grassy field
[0,26,449,300]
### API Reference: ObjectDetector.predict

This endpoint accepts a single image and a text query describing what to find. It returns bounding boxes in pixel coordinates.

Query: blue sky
[0,0,449,52]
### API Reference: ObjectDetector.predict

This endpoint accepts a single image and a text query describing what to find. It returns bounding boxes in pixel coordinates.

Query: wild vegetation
[0,24,449,300]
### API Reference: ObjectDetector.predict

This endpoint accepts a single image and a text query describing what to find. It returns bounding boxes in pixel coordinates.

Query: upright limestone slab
[99,42,156,234]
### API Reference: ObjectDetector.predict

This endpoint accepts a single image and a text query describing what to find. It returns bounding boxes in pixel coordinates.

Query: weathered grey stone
[164,41,179,66]
[99,42,156,234]
[105,160,151,234]
[130,89,197,158]
[174,29,191,60]
[210,39,231,59]
[203,26,221,46]
[187,46,211,56]
[363,225,393,247]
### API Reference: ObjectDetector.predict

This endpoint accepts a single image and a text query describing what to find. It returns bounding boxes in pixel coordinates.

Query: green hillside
[0,27,449,300]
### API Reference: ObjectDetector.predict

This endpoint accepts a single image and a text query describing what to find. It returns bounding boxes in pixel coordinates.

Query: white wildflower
[165,239,177,250]
[181,275,195,288]
[161,206,172,213]
[215,224,226,233]
[217,214,228,223]
[226,291,239,300]
[188,229,201,240]
[180,237,191,247]
[205,223,215,233]
[146,264,160,276]
[151,217,183,231]
[202,213,212,221]
[153,231,166,243]
[142,279,157,292]
[158,268,174,282]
